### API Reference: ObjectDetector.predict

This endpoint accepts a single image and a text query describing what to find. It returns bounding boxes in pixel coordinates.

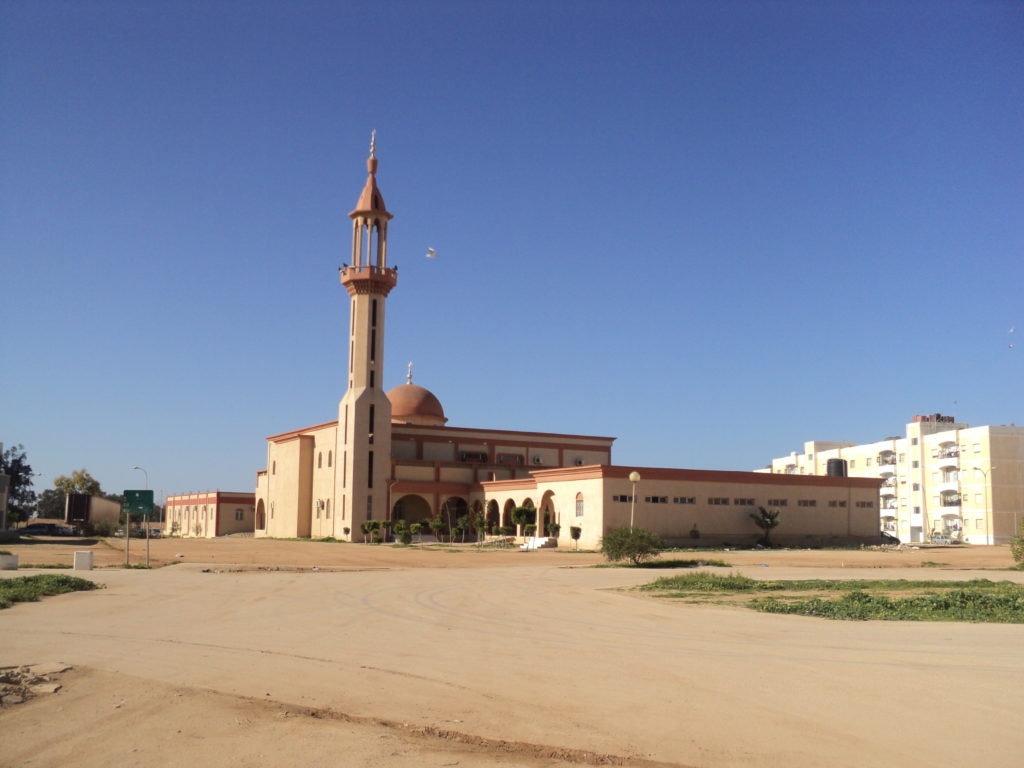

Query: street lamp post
[628,471,641,530]
[973,466,995,545]
[131,466,150,566]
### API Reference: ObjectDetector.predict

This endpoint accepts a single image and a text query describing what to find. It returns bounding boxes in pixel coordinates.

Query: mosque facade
[252,139,883,550]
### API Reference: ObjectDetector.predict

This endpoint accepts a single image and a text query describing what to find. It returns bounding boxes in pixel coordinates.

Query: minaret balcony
[340,265,398,296]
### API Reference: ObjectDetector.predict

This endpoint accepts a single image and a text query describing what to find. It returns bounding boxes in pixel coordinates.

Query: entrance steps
[519,536,557,550]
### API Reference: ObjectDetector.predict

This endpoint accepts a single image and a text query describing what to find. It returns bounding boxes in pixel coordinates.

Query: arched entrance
[485,500,500,534]
[256,499,266,530]
[393,494,432,524]
[540,490,557,536]
[440,496,468,540]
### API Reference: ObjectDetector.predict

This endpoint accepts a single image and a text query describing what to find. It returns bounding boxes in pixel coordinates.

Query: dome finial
[407,361,413,385]
[369,129,377,159]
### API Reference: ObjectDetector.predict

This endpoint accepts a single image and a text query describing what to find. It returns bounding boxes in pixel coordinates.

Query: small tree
[449,514,466,543]
[369,520,384,543]
[1011,518,1024,567]
[546,522,561,538]
[472,509,487,543]
[511,506,535,538]
[393,518,412,545]
[750,506,781,547]
[360,520,374,543]
[570,526,582,551]
[427,516,446,542]
[601,527,663,565]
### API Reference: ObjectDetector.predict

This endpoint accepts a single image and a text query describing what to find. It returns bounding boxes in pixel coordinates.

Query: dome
[387,383,447,426]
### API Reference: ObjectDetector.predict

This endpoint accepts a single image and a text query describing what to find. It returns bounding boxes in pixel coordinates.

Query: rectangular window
[866,457,872,467]
[644,496,668,504]
[612,495,634,503]
[575,499,584,517]
[235,509,244,521]
[912,460,919,468]
[849,460,856,468]
[673,496,696,504]
[798,500,817,507]
[709,497,730,506]
[733,498,754,506]
[767,499,788,507]
[367,450,374,488]
[855,501,874,508]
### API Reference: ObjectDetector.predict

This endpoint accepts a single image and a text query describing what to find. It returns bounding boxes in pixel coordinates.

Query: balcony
[877,453,897,466]
[934,446,960,460]
[939,493,962,509]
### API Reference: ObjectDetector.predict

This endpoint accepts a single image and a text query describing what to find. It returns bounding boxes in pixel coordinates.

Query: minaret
[337,132,397,538]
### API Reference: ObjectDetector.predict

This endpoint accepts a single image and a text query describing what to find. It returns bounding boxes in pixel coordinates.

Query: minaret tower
[337,132,397,538]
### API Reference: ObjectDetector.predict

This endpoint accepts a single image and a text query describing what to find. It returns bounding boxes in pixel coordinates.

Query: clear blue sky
[2,1,1021,503]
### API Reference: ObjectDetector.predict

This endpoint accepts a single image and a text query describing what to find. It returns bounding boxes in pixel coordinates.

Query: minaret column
[337,132,398,539]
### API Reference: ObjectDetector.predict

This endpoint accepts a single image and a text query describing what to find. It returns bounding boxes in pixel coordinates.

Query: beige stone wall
[165,492,255,538]
[488,467,881,551]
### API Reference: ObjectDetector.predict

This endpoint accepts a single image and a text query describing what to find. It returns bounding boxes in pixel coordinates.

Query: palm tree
[750,506,780,547]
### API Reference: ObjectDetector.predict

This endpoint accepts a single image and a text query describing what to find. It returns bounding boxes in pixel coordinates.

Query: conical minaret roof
[350,130,391,219]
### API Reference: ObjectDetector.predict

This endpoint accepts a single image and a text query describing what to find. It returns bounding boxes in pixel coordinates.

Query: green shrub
[0,574,99,609]
[600,527,664,565]
[1011,519,1024,566]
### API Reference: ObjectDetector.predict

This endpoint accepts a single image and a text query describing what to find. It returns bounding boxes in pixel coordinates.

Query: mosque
[251,137,882,550]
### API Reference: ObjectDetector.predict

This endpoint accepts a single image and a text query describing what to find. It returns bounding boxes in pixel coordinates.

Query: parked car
[19,523,73,537]
[880,531,900,545]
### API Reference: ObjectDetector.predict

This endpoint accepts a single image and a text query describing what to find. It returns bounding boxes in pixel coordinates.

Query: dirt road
[1,540,1021,767]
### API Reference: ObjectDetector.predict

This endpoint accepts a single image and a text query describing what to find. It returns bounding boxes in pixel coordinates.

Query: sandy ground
[1,538,1022,767]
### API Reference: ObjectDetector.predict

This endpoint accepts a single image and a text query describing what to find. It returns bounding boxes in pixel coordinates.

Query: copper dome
[387,383,448,426]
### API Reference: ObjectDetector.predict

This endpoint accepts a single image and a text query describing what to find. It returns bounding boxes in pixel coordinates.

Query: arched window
[328,450,333,467]
[318,452,323,469]
[575,492,584,517]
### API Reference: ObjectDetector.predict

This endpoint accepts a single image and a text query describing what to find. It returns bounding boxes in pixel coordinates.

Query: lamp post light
[973,466,995,545]
[628,471,641,530]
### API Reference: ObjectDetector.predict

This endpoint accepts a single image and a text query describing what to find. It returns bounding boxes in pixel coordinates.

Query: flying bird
[425,248,437,259]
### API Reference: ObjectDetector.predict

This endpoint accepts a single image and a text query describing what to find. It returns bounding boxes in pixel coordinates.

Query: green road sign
[123,489,154,518]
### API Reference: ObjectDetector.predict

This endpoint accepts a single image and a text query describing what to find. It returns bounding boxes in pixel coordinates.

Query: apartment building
[761,414,1024,544]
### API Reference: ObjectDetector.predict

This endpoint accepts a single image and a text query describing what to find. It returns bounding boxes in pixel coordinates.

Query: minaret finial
[369,129,377,159]
[407,361,413,385]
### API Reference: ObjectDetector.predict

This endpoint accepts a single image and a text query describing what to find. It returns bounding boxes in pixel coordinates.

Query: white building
[761,414,1024,544]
